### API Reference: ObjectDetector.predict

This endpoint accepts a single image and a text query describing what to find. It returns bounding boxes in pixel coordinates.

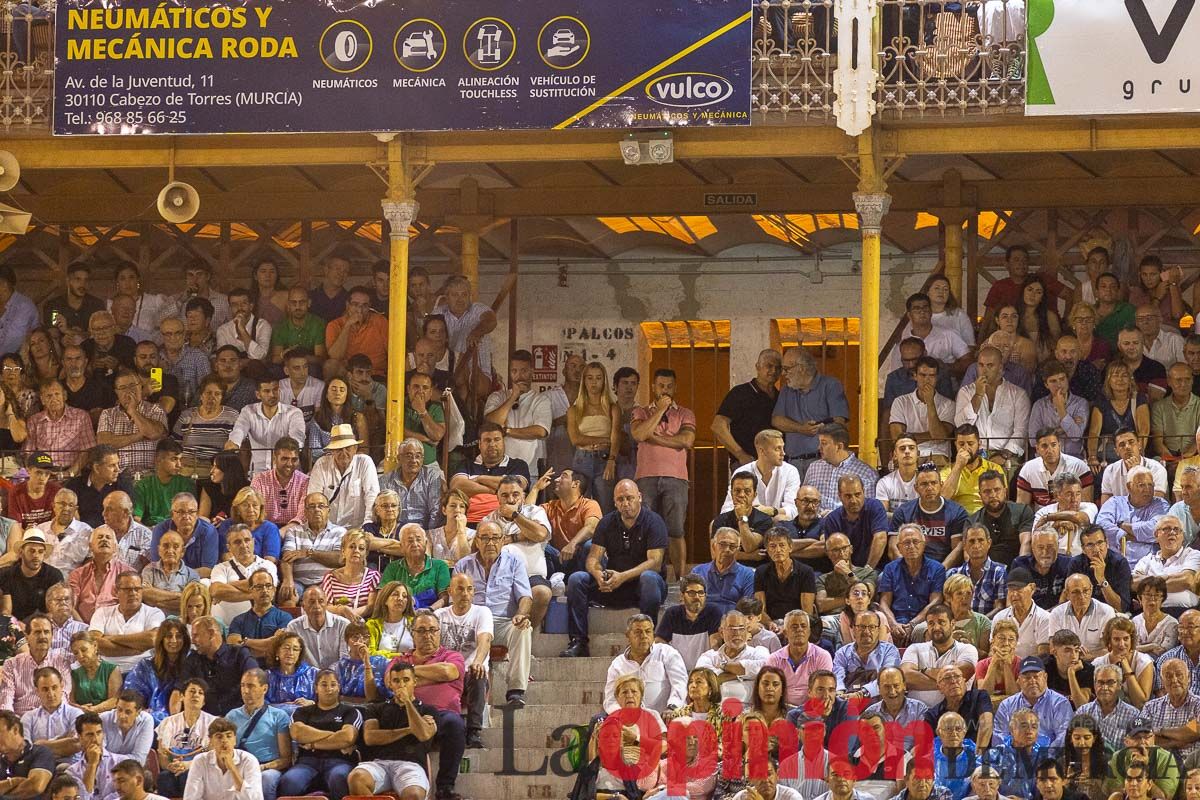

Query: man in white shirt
[876,437,920,512]
[884,293,971,376]
[955,346,1031,473]
[90,573,166,673]
[1099,429,1169,502]
[225,378,306,475]
[285,587,348,669]
[721,428,801,523]
[1132,515,1200,611]
[434,574,493,749]
[215,288,271,361]
[696,609,769,703]
[1016,427,1094,510]
[209,524,278,626]
[889,357,955,464]
[1032,474,1099,555]
[305,424,379,529]
[181,717,263,800]
[603,614,687,714]
[1137,303,1186,368]
[898,604,978,708]
[481,475,553,629]
[38,491,93,573]
[483,349,552,477]
[276,348,324,421]
[1047,573,1116,659]
[992,567,1051,659]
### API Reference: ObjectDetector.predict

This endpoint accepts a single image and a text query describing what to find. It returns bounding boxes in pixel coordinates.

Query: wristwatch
[1100,580,1110,588]
[740,515,749,524]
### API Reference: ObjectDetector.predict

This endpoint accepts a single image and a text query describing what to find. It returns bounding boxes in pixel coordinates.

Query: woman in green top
[69,631,121,712]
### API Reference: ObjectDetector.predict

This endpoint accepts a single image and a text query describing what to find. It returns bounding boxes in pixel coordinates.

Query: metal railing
[752,0,839,122]
[1,1,53,131]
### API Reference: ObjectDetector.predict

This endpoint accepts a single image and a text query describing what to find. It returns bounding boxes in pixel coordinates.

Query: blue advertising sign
[53,0,751,135]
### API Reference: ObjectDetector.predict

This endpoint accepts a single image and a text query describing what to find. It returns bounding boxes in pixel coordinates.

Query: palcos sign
[1027,0,1200,114]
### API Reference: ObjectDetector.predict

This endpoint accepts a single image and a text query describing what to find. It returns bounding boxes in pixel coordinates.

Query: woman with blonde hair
[590,674,667,799]
[364,489,402,572]
[1087,360,1148,468]
[218,486,281,563]
[364,581,414,658]
[173,581,227,636]
[320,529,379,621]
[567,361,622,513]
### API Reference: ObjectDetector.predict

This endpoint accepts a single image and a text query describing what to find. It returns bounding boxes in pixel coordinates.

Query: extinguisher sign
[531,345,558,383]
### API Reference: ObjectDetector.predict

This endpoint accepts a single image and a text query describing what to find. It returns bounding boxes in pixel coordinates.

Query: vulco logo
[645,72,734,107]
[1126,0,1196,63]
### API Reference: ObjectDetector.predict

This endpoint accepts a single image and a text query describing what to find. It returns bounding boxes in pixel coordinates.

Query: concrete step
[463,746,574,774]
[491,672,606,703]
[532,632,628,658]
[479,725,576,749]
[454,771,577,800]
[529,656,613,681]
[489,703,600,731]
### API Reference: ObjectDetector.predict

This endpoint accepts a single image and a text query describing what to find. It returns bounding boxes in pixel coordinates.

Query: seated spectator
[815,534,880,617]
[968,471,1033,567]
[333,622,388,705]
[0,708,54,797]
[932,711,976,800]
[277,347,324,423]
[90,573,165,674]
[1132,515,1200,617]
[711,472,774,562]
[278,492,346,605]
[806,423,878,512]
[0,530,63,621]
[176,616,256,716]
[479,475,552,625]
[696,610,769,703]
[175,262,230,328]
[180,716,261,800]
[1065,524,1131,612]
[990,707,1056,799]
[345,661,435,800]
[308,425,379,530]
[899,604,977,709]
[364,583,414,663]
[215,288,271,361]
[889,293,972,379]
[225,568,290,662]
[9,453,60,529]
[286,588,348,670]
[1117,326,1169,400]
[66,446,133,529]
[217,487,280,564]
[879,525,947,644]
[947,524,1007,616]
[139,530,198,614]
[992,568,1052,660]
[592,674,668,799]
[1028,362,1090,459]
[320,529,379,622]
[912,573,992,656]
[1171,463,1200,543]
[379,524,448,611]
[1096,466,1170,563]
[864,666,928,726]
[381,437,444,531]
[69,526,135,623]
[829,580,892,651]
[172,376,240,477]
[654,574,721,671]
[120,619,189,723]
[532,469,599,576]
[1134,275,1188,355]
[1049,574,1117,659]
[1133,576,1177,658]
[66,710,137,800]
[1041,628,1096,708]
[941,426,1008,515]
[270,289,327,363]
[100,690,156,767]
[277,666,363,800]
[149,493,219,578]
[265,631,317,709]
[602,612,687,714]
[755,527,817,622]
[766,610,833,708]
[832,604,900,700]
[1092,617,1152,709]
[22,380,95,474]
[817,477,889,570]
[452,521,531,708]
[977,618,1021,701]
[450,422,529,524]
[692,527,755,615]
[210,345,258,413]
[249,437,308,527]
[325,286,388,378]
[1035,757,1086,800]
[1088,360,1148,470]
[1099,428,1168,504]
[45,583,87,652]
[182,297,216,355]
[954,348,1031,476]
[61,345,112,427]
[20,665,80,766]
[226,667,291,800]
[884,338,958,407]
[97,370,168,476]
[307,379,370,463]
[992,656,1073,747]
[877,437,920,512]
[1013,528,1073,610]
[363,490,407,572]
[1018,427,1094,511]
[1034,474,1099,555]
[38,490,93,574]
[561,479,667,658]
[225,378,305,475]
[891,465,969,566]
[402,371,444,466]
[889,356,955,465]
[1107,718,1180,800]
[1077,663,1141,753]
[1151,363,1200,464]
[784,669,849,748]
[1141,657,1200,761]
[929,662,994,748]
[408,609,466,800]
[0,614,74,715]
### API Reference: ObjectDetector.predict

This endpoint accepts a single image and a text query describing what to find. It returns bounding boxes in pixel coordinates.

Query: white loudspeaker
[156,181,200,223]
[0,151,19,193]
[0,203,30,235]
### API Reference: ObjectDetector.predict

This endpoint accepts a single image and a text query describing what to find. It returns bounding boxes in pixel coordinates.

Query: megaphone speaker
[157,181,200,223]
[0,203,31,235]
[0,152,19,193]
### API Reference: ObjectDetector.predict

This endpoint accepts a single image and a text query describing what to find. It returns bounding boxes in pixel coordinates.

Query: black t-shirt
[0,562,64,621]
[0,740,54,783]
[83,336,137,380]
[293,702,362,760]
[710,508,773,558]
[1013,554,1073,609]
[925,689,993,743]
[65,472,137,528]
[715,380,777,461]
[592,508,669,576]
[969,502,1034,567]
[361,698,434,762]
[1132,356,1168,395]
[754,559,818,621]
[66,376,116,414]
[1043,653,1094,697]
[655,603,722,641]
[43,294,106,332]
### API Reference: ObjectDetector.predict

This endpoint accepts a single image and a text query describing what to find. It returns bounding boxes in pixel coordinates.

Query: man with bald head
[435,573,494,748]
[562,478,668,658]
[1031,334,1102,403]
[712,348,782,467]
[954,346,1031,475]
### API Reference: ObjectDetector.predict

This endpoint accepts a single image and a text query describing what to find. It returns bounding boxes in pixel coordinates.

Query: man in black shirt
[711,349,781,466]
[43,264,106,336]
[0,709,53,798]
[654,574,721,670]
[710,472,772,561]
[1041,629,1093,705]
[1066,524,1132,613]
[62,345,116,421]
[347,662,436,798]
[0,531,63,622]
[968,472,1034,566]
[66,445,135,529]
[450,422,530,524]
[176,617,258,716]
[754,527,817,621]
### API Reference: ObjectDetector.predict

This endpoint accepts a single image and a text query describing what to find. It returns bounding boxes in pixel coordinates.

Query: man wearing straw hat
[304,424,379,529]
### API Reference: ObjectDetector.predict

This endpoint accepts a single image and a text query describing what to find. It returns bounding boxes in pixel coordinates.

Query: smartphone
[50,311,61,326]
[149,367,163,393]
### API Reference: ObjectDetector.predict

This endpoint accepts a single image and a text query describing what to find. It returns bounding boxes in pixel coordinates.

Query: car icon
[402,30,437,59]
[552,29,576,47]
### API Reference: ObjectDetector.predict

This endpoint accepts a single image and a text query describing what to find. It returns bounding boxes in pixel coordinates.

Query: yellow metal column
[940,169,966,299]
[380,137,419,471]
[854,129,891,469]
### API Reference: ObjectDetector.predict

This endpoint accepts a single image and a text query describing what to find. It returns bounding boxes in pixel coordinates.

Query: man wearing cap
[1108,717,1180,800]
[1048,573,1117,659]
[304,424,379,529]
[0,531,64,621]
[992,567,1052,659]
[8,453,61,528]
[1140,657,1200,761]
[992,656,1073,747]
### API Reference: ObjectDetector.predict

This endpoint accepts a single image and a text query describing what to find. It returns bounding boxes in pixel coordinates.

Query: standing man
[408,611,467,800]
[175,262,231,328]
[225,669,291,800]
[433,574,493,749]
[433,275,497,380]
[0,266,40,355]
[44,264,105,336]
[483,350,552,479]
[772,347,850,481]
[631,369,696,581]
[712,349,782,467]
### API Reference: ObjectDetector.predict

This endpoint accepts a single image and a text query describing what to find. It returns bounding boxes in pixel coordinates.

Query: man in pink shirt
[765,609,833,707]
[408,609,465,800]
[68,527,135,622]
[631,368,696,581]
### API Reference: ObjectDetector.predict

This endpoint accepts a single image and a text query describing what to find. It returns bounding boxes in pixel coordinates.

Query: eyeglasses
[413,628,439,635]
[1,366,21,373]
[797,498,821,506]
[306,502,330,510]
[682,589,706,597]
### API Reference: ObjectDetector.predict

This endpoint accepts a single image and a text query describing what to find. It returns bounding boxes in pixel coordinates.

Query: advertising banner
[1027,0,1200,115]
[54,0,751,135]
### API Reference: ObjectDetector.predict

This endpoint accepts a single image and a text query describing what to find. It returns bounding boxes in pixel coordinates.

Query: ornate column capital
[381,200,419,240]
[853,192,891,235]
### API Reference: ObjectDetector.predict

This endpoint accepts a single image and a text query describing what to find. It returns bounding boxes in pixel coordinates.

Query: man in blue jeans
[560,479,668,658]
